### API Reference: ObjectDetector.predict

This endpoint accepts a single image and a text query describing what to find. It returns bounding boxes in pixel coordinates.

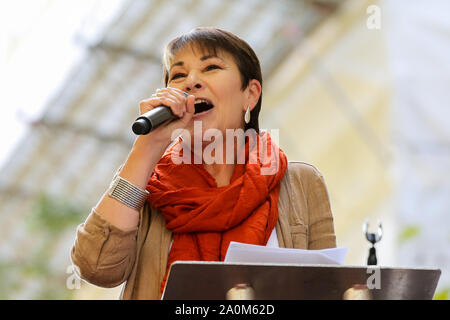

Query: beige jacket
[70,161,337,299]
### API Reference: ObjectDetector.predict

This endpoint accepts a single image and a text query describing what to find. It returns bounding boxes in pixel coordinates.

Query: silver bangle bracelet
[108,175,149,211]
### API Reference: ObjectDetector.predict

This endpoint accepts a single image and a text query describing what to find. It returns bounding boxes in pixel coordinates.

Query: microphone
[132,106,179,135]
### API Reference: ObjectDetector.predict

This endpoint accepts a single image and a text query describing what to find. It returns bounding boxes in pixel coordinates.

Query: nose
[184,72,202,92]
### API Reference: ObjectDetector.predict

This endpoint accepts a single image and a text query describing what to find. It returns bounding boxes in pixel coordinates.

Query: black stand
[363,219,383,265]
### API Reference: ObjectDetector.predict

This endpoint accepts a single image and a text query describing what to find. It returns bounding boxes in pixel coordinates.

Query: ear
[244,79,262,112]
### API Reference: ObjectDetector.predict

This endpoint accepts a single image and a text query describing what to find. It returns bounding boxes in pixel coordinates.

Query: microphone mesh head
[132,118,151,135]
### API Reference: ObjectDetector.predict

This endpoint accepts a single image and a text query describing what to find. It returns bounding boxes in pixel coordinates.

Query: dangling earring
[245,106,251,124]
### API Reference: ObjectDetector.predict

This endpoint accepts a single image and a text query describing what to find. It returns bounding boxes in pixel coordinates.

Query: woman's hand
[92,88,195,231]
[134,87,195,149]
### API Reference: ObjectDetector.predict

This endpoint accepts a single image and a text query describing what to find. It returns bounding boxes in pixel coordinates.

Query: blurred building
[383,0,450,296]
[0,0,448,299]
[0,0,342,299]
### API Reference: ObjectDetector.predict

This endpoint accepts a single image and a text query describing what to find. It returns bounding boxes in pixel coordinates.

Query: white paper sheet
[224,242,347,265]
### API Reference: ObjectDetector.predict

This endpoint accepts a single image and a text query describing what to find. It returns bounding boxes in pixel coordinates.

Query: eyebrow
[170,55,223,70]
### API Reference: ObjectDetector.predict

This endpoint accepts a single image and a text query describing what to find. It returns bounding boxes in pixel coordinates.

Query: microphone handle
[132,106,178,135]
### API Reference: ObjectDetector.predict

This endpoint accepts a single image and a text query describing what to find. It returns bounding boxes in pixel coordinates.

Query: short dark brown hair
[162,27,262,133]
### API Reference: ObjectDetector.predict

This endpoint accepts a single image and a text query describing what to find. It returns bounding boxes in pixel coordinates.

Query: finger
[155,91,186,114]
[139,96,175,109]
[156,89,187,104]
[158,87,189,100]
[166,87,189,98]
[145,96,183,117]
[176,95,195,125]
[158,96,184,117]
[185,95,195,115]
[177,95,195,125]
[139,98,155,111]
[158,86,185,95]
[155,90,183,101]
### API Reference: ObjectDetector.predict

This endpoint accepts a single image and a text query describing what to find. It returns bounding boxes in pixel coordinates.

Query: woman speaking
[70,27,337,299]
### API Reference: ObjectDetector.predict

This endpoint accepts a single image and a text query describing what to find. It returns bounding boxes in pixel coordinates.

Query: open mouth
[194,98,214,114]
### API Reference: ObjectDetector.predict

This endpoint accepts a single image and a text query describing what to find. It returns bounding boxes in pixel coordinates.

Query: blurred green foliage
[0,192,87,299]
[398,225,421,245]
[433,288,449,300]
[27,194,85,235]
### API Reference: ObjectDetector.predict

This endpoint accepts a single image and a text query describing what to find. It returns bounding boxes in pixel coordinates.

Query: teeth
[194,99,210,105]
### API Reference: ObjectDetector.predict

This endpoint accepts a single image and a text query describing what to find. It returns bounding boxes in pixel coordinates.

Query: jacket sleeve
[306,166,337,250]
[70,208,138,288]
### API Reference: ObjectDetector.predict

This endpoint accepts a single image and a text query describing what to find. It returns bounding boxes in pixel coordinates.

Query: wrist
[108,175,149,211]
[132,134,170,155]
[124,136,169,184]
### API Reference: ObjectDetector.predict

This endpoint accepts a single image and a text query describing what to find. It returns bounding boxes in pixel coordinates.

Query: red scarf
[146,131,288,293]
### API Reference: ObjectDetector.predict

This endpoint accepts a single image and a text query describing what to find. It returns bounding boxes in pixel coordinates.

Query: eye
[204,64,221,71]
[170,73,186,81]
